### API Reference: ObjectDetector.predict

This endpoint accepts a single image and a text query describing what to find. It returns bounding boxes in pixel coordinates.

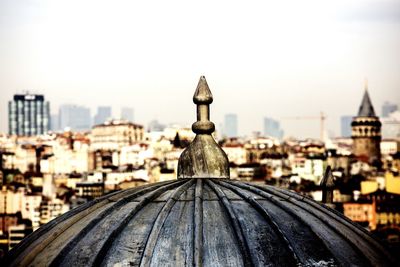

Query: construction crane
[281,112,326,141]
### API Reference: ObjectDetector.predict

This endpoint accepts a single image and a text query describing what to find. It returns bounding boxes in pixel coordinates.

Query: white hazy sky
[0,0,399,138]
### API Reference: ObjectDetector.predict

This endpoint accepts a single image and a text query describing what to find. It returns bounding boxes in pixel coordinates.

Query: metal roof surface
[6,178,394,267]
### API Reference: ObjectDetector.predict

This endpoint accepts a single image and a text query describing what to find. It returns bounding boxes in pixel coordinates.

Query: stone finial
[320,166,335,204]
[177,76,230,179]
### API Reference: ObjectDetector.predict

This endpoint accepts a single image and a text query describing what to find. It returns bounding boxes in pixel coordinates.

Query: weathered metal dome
[6,178,395,267]
[6,76,394,266]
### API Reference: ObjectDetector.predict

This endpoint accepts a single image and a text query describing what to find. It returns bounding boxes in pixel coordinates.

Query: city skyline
[0,0,399,138]
[2,89,399,139]
[1,76,399,257]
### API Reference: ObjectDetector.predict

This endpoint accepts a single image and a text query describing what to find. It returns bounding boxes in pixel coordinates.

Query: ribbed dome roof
[6,178,394,266]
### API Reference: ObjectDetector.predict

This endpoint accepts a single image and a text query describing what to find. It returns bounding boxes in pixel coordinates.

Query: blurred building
[8,93,50,136]
[351,88,381,164]
[381,139,399,156]
[59,104,91,131]
[381,111,400,139]
[222,141,247,165]
[340,116,353,137]
[94,106,112,125]
[40,133,91,174]
[121,107,134,122]
[39,198,69,225]
[8,224,32,251]
[382,101,398,118]
[75,182,104,201]
[344,172,400,232]
[163,125,194,141]
[148,120,166,132]
[224,114,238,138]
[91,120,144,151]
[263,117,283,139]
[343,202,376,230]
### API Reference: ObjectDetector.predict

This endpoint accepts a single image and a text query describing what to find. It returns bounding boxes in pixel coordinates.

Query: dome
[6,178,395,267]
[6,76,394,266]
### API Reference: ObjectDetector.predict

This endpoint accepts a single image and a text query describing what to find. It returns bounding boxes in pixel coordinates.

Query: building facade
[90,120,144,151]
[351,88,381,164]
[8,94,50,136]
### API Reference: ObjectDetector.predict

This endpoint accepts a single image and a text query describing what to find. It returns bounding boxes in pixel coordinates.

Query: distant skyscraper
[8,93,50,136]
[340,116,353,137]
[224,114,238,138]
[94,106,112,125]
[121,107,134,122]
[263,117,283,139]
[59,104,91,131]
[382,101,398,117]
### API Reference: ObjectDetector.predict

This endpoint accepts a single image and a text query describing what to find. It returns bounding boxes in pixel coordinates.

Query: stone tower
[351,82,381,164]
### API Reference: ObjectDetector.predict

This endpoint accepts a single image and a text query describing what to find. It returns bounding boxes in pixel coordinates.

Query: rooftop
[357,84,377,117]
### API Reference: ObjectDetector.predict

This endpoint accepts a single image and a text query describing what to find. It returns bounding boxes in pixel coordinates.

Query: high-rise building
[8,93,50,136]
[59,104,91,131]
[224,114,238,138]
[340,116,353,137]
[94,106,112,125]
[382,102,398,118]
[263,117,283,139]
[121,107,134,122]
[351,86,381,164]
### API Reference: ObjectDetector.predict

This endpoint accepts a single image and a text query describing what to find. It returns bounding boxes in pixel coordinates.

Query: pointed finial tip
[193,75,213,104]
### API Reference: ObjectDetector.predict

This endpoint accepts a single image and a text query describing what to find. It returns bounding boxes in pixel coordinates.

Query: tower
[351,81,381,164]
